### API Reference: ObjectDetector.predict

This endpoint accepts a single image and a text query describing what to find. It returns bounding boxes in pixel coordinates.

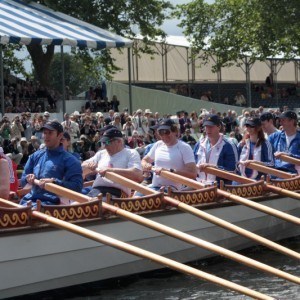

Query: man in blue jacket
[268,111,300,174]
[21,121,83,206]
[196,114,238,184]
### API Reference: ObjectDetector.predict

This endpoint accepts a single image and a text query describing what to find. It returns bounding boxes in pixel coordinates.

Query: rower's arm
[108,167,143,183]
[175,162,197,180]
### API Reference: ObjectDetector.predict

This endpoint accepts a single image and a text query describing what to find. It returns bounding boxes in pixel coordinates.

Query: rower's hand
[38,178,55,189]
[198,163,215,172]
[154,167,164,175]
[142,162,153,171]
[87,162,98,170]
[274,151,285,159]
[26,174,36,184]
[239,160,252,167]
[97,167,110,177]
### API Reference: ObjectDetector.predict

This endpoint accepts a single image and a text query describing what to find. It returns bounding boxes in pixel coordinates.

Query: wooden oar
[102,173,300,260]
[246,162,295,179]
[43,181,300,284]
[0,198,272,300]
[279,154,300,166]
[158,170,300,226]
[203,166,300,201]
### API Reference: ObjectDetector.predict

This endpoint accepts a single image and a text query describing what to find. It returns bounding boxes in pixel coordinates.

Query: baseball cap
[41,121,63,133]
[157,119,175,130]
[278,111,297,120]
[260,112,274,122]
[100,128,123,142]
[203,114,221,126]
[245,117,261,127]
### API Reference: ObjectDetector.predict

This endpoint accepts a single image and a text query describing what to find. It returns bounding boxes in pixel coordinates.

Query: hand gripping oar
[158,170,300,226]
[103,172,300,260]
[0,198,272,300]
[40,180,300,285]
[279,154,300,166]
[203,166,300,201]
[246,162,295,179]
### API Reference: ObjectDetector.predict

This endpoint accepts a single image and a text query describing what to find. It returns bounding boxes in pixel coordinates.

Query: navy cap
[260,112,274,122]
[100,128,123,142]
[279,111,297,120]
[42,121,63,133]
[157,119,175,130]
[203,114,221,126]
[245,117,261,127]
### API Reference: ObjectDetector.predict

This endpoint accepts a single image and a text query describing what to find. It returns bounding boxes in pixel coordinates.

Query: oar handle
[203,167,255,184]
[159,170,204,189]
[279,154,300,166]
[247,162,295,179]
[105,172,157,195]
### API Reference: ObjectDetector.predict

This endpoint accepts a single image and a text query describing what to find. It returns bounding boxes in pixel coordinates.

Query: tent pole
[245,57,252,108]
[61,46,66,115]
[127,48,133,114]
[0,45,4,116]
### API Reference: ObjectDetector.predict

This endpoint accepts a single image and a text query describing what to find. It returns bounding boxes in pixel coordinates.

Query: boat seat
[220,179,265,198]
[0,204,32,228]
[168,185,218,205]
[105,192,164,213]
[38,198,102,222]
[268,175,300,191]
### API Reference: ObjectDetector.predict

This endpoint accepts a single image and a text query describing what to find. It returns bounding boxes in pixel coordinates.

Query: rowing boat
[0,180,299,299]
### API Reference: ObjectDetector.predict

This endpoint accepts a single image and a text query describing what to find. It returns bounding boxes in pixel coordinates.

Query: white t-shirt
[285,133,296,149]
[146,140,195,190]
[85,148,142,195]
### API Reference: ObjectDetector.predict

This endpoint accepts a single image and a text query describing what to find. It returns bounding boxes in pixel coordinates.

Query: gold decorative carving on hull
[0,206,31,228]
[108,194,163,213]
[171,186,217,205]
[41,199,101,221]
[223,180,265,198]
[271,177,300,191]
[0,212,29,227]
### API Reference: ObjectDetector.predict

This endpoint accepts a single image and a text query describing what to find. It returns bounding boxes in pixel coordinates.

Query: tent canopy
[0,0,132,49]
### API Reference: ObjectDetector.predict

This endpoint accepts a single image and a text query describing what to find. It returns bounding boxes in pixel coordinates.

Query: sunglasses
[103,139,115,146]
[245,124,255,128]
[158,129,171,136]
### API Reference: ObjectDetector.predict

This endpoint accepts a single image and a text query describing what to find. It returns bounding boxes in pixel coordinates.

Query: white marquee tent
[0,0,133,114]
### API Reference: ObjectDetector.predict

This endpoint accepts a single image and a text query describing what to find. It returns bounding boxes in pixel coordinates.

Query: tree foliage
[174,0,300,70]
[18,0,173,87]
[48,53,101,95]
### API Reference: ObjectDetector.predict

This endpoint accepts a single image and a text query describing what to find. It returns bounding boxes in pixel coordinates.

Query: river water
[16,236,300,300]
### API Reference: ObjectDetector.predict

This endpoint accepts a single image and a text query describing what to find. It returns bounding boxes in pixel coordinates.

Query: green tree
[48,53,101,95]
[175,0,300,69]
[20,0,173,87]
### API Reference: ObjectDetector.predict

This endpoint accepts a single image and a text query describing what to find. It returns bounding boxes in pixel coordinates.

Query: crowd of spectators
[2,79,60,114]
[0,103,298,173]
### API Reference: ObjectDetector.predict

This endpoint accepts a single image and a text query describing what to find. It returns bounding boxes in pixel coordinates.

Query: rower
[259,112,279,137]
[20,121,83,207]
[141,119,197,192]
[268,111,300,175]
[0,154,10,199]
[196,114,238,184]
[82,128,143,198]
[237,117,274,180]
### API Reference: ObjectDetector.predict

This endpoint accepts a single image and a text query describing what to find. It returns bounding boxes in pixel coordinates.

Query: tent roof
[0,0,132,49]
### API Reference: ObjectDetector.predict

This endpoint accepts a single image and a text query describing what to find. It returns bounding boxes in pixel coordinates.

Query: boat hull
[0,197,299,298]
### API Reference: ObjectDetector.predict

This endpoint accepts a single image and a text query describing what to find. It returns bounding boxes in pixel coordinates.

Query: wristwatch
[170,168,175,173]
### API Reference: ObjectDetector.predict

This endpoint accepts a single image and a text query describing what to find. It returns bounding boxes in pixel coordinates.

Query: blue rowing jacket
[21,146,83,204]
[268,130,300,173]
